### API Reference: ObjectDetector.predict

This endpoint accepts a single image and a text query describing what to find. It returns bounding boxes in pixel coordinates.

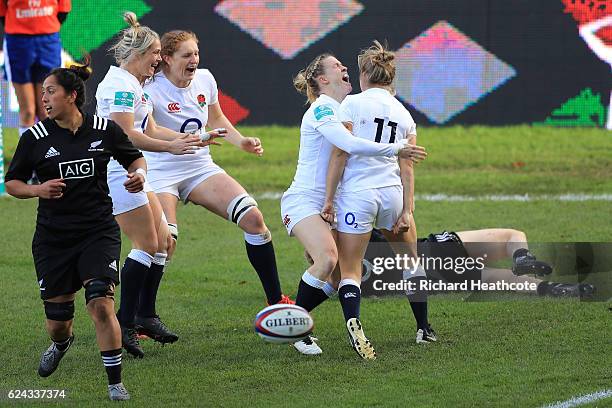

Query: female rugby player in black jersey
[5,61,146,401]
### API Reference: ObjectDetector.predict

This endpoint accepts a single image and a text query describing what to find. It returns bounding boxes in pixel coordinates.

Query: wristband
[393,139,409,156]
[135,168,147,180]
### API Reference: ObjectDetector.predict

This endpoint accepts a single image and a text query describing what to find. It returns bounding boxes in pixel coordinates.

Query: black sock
[338,284,361,321]
[406,277,429,330]
[408,301,429,330]
[138,260,165,317]
[54,336,71,351]
[119,252,151,327]
[245,239,282,304]
[101,349,122,385]
[296,278,329,312]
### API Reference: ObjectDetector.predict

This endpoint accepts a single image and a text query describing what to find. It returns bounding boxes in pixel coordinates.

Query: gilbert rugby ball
[254,304,314,344]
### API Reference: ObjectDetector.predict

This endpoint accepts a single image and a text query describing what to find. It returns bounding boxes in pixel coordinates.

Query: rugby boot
[134,315,178,344]
[38,335,74,377]
[121,326,144,358]
[512,249,552,276]
[292,335,322,355]
[346,318,376,360]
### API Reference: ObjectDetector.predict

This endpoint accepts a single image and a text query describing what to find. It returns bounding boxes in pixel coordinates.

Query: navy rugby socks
[338,279,361,321]
[119,249,152,327]
[138,253,167,317]
[405,272,429,330]
[295,271,334,311]
[244,231,282,304]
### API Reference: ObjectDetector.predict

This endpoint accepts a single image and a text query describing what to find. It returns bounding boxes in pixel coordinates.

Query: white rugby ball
[254,304,314,344]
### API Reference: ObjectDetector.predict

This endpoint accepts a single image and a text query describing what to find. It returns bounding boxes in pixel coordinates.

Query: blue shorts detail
[3,33,62,84]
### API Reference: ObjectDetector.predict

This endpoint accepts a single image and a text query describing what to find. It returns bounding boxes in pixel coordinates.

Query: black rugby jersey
[6,113,143,231]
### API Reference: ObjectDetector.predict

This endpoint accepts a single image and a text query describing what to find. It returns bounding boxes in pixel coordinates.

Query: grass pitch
[0,126,610,407]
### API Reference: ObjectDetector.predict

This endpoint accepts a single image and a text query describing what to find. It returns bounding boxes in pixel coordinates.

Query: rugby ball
[254,304,313,344]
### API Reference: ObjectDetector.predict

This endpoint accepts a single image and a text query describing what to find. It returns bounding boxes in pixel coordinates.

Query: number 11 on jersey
[374,117,398,143]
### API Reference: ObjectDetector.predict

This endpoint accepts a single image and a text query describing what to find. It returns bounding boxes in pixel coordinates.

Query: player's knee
[84,278,115,305]
[87,298,114,324]
[508,229,527,242]
[44,300,75,322]
[313,248,338,273]
[227,193,259,226]
[137,239,158,257]
[239,208,266,234]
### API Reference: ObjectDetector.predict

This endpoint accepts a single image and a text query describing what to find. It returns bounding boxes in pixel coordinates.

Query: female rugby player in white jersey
[143,30,293,306]
[95,13,221,357]
[323,41,434,359]
[285,52,427,355]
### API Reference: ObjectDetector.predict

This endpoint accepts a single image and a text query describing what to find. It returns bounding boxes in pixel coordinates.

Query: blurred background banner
[0,0,610,127]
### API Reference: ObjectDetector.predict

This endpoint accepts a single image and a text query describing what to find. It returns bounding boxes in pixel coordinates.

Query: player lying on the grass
[322,41,432,359]
[143,30,293,306]
[5,62,144,401]
[368,228,595,297]
[95,13,222,358]
[283,52,427,355]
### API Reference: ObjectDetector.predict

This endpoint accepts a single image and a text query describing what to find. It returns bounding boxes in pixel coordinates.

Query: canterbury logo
[167,102,181,112]
[344,292,357,298]
[283,214,291,227]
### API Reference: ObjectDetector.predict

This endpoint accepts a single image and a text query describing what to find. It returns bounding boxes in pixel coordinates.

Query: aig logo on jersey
[168,102,181,113]
[59,158,95,180]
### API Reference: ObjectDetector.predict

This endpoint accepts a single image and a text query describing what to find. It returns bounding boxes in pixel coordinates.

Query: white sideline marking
[541,389,612,408]
[255,192,612,202]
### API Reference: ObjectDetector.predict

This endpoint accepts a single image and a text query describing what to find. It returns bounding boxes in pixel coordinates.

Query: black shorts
[417,231,483,284]
[32,223,121,300]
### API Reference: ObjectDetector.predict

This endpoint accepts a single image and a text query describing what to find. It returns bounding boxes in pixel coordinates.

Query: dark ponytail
[46,56,92,109]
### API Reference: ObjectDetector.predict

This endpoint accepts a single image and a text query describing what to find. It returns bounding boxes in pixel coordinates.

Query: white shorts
[280,189,326,236]
[336,185,403,234]
[107,167,153,216]
[148,162,225,203]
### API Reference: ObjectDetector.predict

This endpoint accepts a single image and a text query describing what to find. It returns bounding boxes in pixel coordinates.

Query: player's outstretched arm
[207,103,262,155]
[110,112,200,155]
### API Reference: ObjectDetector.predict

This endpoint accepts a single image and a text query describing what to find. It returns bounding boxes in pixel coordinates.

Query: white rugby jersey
[95,66,152,173]
[143,69,219,166]
[288,94,339,193]
[338,87,417,192]
[95,66,152,132]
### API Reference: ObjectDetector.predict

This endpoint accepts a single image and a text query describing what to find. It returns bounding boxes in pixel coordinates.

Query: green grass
[1,126,611,407]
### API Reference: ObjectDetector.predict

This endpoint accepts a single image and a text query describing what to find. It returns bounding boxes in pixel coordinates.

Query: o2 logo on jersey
[167,102,181,113]
[59,158,95,180]
[180,118,203,134]
[344,212,359,229]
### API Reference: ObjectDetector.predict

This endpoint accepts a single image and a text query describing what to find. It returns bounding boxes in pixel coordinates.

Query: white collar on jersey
[317,93,341,107]
[109,66,143,88]
[362,87,392,97]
